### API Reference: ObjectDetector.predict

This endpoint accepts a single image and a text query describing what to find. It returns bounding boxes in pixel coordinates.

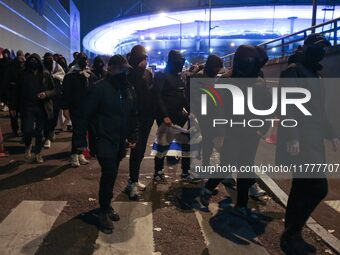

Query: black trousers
[9,110,21,134]
[205,134,260,207]
[129,117,154,183]
[70,111,86,154]
[88,122,97,156]
[44,101,60,140]
[23,106,46,154]
[97,155,119,211]
[285,177,328,235]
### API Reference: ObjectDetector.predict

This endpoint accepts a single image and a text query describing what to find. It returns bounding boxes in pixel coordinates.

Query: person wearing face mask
[153,50,197,182]
[62,53,98,167]
[6,54,26,137]
[200,45,272,221]
[43,53,65,149]
[123,45,154,200]
[91,56,106,79]
[276,34,340,255]
[17,53,56,163]
[82,55,138,233]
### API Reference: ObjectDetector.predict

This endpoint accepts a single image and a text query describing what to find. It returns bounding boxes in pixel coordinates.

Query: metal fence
[221,17,340,67]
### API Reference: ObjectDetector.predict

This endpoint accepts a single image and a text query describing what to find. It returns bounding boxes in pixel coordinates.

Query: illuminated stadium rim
[83,5,340,55]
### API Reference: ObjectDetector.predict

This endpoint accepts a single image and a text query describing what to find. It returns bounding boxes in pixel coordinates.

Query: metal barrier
[221,17,340,67]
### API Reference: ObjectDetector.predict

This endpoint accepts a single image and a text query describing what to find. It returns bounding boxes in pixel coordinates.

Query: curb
[258,173,340,254]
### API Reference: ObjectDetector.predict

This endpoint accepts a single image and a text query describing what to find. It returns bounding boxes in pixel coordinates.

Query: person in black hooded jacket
[277,34,339,255]
[62,53,98,167]
[200,45,272,222]
[125,45,154,199]
[17,53,56,163]
[153,50,193,181]
[0,49,12,107]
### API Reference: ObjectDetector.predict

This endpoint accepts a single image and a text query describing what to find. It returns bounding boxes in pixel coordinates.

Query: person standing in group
[124,45,154,200]
[200,45,272,221]
[153,50,195,182]
[62,53,97,167]
[82,55,138,233]
[17,53,56,163]
[277,33,339,255]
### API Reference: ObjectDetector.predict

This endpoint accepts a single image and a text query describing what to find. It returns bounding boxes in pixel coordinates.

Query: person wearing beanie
[125,45,154,200]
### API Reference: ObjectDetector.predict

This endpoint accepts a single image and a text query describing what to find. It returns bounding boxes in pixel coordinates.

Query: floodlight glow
[272,47,277,52]
[146,46,152,51]
[83,5,340,55]
[230,42,235,47]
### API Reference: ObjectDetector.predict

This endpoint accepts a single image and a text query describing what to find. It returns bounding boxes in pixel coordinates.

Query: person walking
[277,33,339,255]
[82,55,138,233]
[62,53,97,167]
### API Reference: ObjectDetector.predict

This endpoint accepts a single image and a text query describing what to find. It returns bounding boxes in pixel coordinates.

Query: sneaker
[35,153,44,164]
[249,183,266,198]
[280,231,315,255]
[78,154,89,165]
[70,154,80,167]
[181,173,202,184]
[137,181,146,190]
[232,206,259,223]
[129,182,139,200]
[98,210,114,234]
[44,139,51,149]
[108,207,120,222]
[24,145,32,162]
[200,188,213,207]
[154,170,166,182]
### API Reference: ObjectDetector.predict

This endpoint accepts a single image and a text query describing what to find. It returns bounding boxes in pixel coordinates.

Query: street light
[160,13,183,51]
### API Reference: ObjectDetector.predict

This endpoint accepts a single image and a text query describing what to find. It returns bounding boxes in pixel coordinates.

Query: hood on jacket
[26,53,44,73]
[92,56,105,70]
[204,54,223,78]
[232,45,261,78]
[129,45,148,69]
[165,50,185,74]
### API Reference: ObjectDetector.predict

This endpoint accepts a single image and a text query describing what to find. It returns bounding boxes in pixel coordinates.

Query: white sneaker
[24,144,32,162]
[78,154,89,165]
[129,182,139,200]
[137,181,146,190]
[70,154,80,167]
[249,183,266,198]
[44,139,51,149]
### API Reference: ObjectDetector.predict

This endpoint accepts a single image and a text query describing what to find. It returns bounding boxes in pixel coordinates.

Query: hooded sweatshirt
[128,45,154,117]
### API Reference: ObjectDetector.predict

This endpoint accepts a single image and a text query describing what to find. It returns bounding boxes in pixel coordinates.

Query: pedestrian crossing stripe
[0,200,66,255]
[325,200,340,213]
[94,201,154,255]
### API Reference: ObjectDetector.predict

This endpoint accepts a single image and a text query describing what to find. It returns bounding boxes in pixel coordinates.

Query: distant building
[0,0,80,62]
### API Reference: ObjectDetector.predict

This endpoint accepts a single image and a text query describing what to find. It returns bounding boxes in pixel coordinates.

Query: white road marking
[195,203,269,255]
[0,200,66,255]
[325,200,340,213]
[94,202,154,255]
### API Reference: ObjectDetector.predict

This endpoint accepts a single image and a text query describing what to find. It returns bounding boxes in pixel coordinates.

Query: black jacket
[17,54,56,119]
[154,69,188,125]
[127,67,154,118]
[276,60,336,165]
[82,75,138,159]
[62,65,97,114]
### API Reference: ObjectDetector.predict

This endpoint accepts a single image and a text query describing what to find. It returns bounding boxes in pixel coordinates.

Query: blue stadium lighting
[83,5,340,55]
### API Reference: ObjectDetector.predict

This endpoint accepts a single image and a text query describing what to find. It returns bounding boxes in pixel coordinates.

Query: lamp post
[161,13,183,51]
[312,0,317,33]
[208,0,212,52]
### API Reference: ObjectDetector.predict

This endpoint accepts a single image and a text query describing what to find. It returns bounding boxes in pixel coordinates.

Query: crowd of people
[0,33,339,254]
